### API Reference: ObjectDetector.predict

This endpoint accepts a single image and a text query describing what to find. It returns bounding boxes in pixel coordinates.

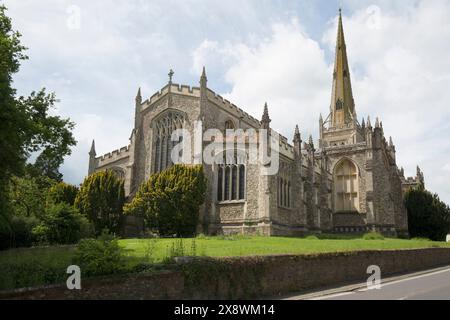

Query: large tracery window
[153,111,185,172]
[217,154,246,202]
[334,159,359,212]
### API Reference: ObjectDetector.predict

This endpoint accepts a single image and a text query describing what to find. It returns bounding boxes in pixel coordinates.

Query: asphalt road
[288,267,450,300]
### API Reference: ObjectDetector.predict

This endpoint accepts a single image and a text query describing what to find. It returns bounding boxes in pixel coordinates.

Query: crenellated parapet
[96,145,131,167]
[401,165,425,193]
[206,88,261,127]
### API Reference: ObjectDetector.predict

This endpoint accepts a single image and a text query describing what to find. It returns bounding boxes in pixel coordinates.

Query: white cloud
[191,1,450,203]
[192,18,330,138]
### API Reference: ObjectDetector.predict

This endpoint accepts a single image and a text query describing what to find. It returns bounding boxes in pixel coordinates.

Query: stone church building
[88,11,423,237]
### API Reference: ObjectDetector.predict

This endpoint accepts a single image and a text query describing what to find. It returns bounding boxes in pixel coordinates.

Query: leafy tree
[75,170,125,235]
[18,90,76,181]
[0,5,76,227]
[124,165,207,237]
[404,187,450,241]
[0,175,54,249]
[32,203,92,245]
[48,182,79,206]
[8,175,53,219]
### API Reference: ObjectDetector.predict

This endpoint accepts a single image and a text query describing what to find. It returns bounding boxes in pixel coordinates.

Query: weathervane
[168,69,174,83]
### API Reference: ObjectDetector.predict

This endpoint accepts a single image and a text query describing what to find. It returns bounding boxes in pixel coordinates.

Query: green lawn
[121,235,450,265]
[1,235,449,290]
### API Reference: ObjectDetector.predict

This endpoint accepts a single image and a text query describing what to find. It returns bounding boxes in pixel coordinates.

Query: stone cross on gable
[168,69,174,83]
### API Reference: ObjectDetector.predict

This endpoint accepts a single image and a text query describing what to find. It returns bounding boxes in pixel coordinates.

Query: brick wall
[2,248,450,300]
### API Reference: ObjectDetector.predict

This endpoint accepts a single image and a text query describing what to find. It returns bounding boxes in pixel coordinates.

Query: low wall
[2,248,450,300]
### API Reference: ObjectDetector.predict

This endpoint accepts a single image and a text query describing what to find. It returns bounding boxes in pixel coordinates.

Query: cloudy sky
[4,0,450,203]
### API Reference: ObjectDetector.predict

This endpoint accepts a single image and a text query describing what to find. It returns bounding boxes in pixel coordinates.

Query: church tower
[319,9,408,236]
[330,9,356,128]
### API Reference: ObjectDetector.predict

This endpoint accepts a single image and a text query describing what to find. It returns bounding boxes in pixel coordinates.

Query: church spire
[330,9,356,127]
[89,139,96,157]
[200,66,207,88]
[135,87,142,104]
[261,102,271,129]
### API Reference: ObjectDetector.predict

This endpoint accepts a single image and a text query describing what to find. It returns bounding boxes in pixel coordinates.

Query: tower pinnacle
[330,9,355,127]
[89,140,96,157]
[135,87,142,104]
[261,102,271,129]
[294,124,301,142]
[200,66,207,88]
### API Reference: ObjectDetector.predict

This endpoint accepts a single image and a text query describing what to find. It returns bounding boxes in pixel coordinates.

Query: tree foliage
[48,182,79,206]
[404,187,450,241]
[72,231,126,276]
[32,203,92,245]
[75,170,125,235]
[124,165,207,237]
[8,175,53,219]
[0,5,76,232]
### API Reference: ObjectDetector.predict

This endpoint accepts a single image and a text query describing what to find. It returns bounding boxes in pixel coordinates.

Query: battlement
[144,83,201,107]
[206,88,261,127]
[97,145,130,163]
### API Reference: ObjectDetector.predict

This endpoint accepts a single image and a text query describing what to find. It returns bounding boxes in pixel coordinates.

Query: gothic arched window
[217,153,246,202]
[153,111,186,173]
[277,164,292,209]
[111,168,125,181]
[334,159,359,212]
[225,120,235,130]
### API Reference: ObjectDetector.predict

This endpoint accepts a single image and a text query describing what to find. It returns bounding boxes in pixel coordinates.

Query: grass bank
[1,235,449,290]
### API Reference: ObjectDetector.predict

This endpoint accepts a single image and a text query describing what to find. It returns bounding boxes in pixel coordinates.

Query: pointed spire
[367,116,372,128]
[89,140,96,157]
[330,8,356,127]
[319,113,323,124]
[135,87,142,104]
[294,124,301,143]
[261,102,271,128]
[361,117,366,128]
[201,66,206,79]
[375,117,380,128]
[400,167,405,177]
[308,134,314,146]
[389,136,394,147]
[200,66,207,87]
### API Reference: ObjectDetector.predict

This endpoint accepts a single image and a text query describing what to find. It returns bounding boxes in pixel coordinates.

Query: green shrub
[32,203,93,245]
[405,188,450,241]
[363,232,385,240]
[72,231,126,277]
[8,215,40,248]
[75,170,125,235]
[304,235,320,240]
[0,260,65,290]
[47,182,78,206]
[124,165,207,237]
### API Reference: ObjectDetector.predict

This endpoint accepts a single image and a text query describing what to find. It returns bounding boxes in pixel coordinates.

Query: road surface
[286,266,450,300]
